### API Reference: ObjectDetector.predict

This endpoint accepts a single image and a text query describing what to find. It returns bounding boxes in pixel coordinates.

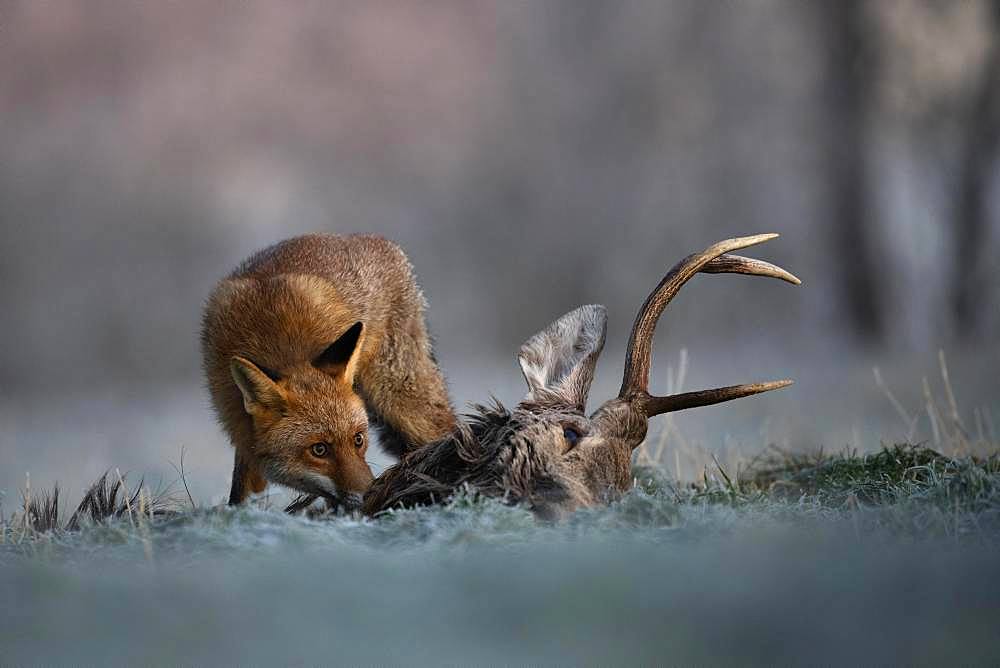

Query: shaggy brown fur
[363,306,635,520]
[201,234,455,506]
[363,399,631,519]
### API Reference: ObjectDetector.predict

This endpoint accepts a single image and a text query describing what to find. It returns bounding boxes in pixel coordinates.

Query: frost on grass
[3,444,999,561]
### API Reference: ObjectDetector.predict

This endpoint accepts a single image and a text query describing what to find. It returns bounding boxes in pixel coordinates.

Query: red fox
[200,234,456,507]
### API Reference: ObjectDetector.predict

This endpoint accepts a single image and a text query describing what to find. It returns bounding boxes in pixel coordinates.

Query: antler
[618,234,799,417]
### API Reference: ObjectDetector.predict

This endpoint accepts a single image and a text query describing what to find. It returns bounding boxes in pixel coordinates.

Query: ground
[1,444,998,664]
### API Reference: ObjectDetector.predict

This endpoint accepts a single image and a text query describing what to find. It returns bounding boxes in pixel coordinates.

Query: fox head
[230,321,374,508]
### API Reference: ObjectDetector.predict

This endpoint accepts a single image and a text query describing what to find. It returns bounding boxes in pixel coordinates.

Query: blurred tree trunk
[953,1,1000,338]
[824,0,883,343]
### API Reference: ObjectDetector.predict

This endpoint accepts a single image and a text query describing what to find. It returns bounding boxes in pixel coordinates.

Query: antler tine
[643,379,793,416]
[702,255,801,285]
[618,233,787,401]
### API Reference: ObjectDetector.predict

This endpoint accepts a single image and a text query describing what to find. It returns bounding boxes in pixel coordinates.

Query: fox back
[200,234,455,506]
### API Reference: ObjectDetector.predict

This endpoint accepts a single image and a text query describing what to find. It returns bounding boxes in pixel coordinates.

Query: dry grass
[0,469,179,545]
[635,349,998,482]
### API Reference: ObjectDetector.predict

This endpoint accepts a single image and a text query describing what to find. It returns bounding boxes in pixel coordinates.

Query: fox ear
[230,356,286,416]
[518,304,607,412]
[314,321,365,383]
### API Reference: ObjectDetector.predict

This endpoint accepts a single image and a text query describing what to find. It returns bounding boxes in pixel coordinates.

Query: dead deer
[363,234,800,519]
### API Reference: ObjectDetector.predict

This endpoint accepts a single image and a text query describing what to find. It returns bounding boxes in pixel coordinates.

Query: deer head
[363,234,800,519]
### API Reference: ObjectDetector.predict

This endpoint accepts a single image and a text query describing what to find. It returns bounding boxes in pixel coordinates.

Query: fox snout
[337,491,366,511]
[324,465,373,512]
[329,451,375,503]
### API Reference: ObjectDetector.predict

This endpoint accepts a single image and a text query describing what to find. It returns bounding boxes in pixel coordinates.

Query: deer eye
[353,431,365,448]
[310,443,329,458]
[562,426,581,448]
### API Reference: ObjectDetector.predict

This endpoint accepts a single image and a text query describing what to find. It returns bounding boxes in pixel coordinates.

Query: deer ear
[230,356,286,416]
[314,321,365,383]
[517,304,607,411]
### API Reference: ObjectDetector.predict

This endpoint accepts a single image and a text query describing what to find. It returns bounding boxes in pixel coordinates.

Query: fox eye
[562,426,581,448]
[353,431,365,448]
[310,443,329,458]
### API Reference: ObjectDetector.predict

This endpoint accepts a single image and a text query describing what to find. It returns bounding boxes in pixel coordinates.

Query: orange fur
[201,234,456,505]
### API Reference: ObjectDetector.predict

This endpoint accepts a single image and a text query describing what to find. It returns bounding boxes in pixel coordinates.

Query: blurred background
[1,1,998,503]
